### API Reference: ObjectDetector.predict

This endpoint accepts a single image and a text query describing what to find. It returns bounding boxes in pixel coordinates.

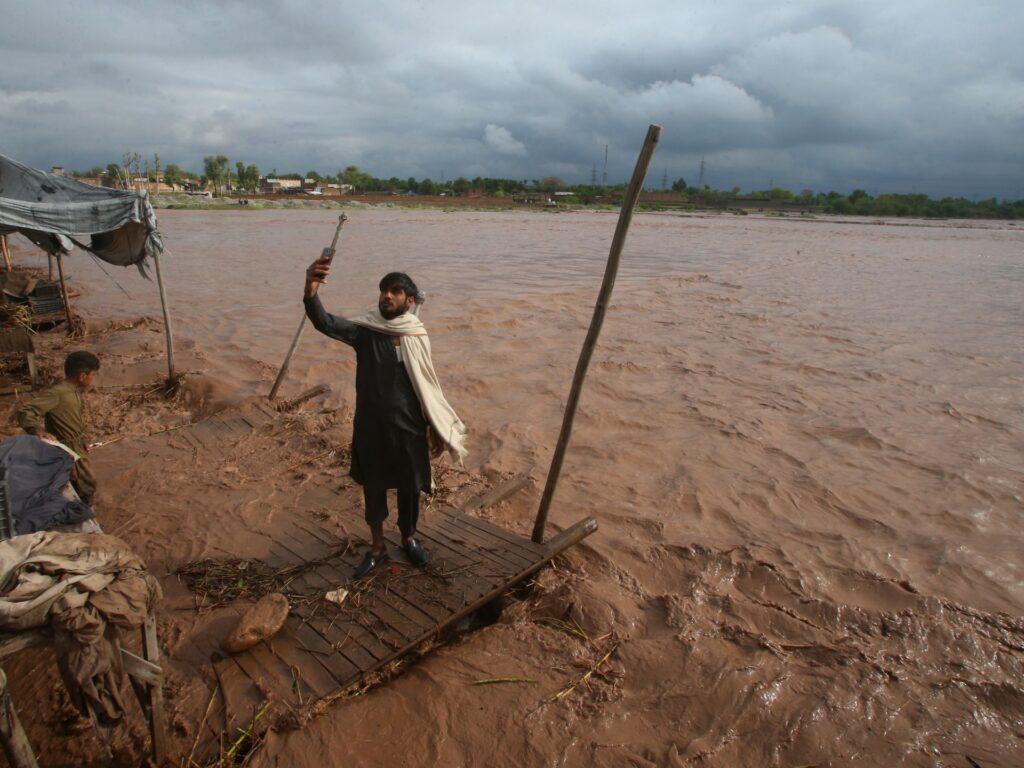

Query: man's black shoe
[404,537,429,567]
[353,550,389,579]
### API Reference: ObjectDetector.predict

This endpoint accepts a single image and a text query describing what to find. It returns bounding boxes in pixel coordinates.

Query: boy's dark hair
[64,351,100,378]
[378,272,418,300]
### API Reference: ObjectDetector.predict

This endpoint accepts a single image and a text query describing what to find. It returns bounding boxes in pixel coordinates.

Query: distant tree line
[68,160,1024,219]
[658,178,1024,219]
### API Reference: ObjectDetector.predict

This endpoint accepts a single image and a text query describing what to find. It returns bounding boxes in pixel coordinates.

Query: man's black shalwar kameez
[304,295,431,535]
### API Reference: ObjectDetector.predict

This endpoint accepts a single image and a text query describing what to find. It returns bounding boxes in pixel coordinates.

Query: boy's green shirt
[16,380,86,449]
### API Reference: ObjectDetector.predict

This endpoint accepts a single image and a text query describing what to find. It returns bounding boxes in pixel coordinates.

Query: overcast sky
[2,1,1021,198]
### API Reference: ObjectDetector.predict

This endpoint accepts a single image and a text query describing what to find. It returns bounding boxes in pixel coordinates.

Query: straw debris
[176,542,354,609]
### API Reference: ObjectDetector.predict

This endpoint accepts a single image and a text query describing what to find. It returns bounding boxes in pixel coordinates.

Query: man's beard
[379,302,406,319]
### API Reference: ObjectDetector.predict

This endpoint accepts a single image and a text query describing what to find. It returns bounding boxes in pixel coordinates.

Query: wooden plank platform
[196,506,596,762]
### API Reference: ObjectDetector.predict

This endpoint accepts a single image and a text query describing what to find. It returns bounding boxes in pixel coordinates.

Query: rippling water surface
[20,208,1023,765]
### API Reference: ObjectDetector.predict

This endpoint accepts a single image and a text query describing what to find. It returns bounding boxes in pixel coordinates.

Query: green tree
[671,177,687,192]
[231,162,260,192]
[796,188,815,205]
[245,164,260,191]
[105,163,124,188]
[340,165,364,191]
[203,155,230,195]
[164,163,184,189]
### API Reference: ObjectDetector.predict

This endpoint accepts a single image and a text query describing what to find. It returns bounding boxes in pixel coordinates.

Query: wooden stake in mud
[152,251,176,382]
[54,253,75,332]
[531,124,661,543]
[0,235,11,272]
[269,214,348,400]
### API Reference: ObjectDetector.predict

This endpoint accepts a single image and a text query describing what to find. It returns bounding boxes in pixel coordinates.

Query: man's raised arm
[303,257,358,343]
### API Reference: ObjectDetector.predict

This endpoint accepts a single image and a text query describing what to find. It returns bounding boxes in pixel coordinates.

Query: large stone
[221,593,290,653]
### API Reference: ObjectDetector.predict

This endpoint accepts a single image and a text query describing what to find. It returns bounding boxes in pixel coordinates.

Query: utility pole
[591,162,597,186]
[154,152,161,196]
[662,168,668,190]
[602,144,608,185]
[697,157,705,188]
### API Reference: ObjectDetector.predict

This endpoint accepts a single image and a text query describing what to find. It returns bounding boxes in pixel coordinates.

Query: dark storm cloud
[1,0,1020,197]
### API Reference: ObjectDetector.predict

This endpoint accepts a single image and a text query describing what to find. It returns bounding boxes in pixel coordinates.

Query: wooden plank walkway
[167,401,598,762]
[170,398,280,452]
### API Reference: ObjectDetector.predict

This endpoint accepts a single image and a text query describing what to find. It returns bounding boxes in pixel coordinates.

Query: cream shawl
[349,309,468,463]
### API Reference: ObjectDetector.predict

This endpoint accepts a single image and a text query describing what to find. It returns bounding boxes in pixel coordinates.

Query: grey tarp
[0,153,163,272]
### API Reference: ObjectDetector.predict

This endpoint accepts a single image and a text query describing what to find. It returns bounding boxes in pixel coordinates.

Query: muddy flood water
[5,208,1023,767]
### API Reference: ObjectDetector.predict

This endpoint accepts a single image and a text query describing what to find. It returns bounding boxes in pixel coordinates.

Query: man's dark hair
[64,351,100,378]
[379,272,418,300]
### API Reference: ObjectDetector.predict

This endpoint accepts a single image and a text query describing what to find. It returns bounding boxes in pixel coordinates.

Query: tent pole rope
[85,253,133,300]
[531,124,661,544]
[55,253,75,332]
[152,251,176,381]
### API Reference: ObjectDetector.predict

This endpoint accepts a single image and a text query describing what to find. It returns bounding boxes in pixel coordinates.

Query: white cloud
[483,124,528,157]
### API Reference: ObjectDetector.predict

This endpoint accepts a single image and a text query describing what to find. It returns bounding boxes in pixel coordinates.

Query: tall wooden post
[531,124,661,543]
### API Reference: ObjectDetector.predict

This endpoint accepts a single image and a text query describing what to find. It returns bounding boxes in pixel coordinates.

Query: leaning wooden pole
[269,314,308,401]
[54,253,75,332]
[532,124,661,543]
[152,251,176,382]
[269,214,347,400]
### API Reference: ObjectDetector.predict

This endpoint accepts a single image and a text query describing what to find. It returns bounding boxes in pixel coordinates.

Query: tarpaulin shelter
[0,153,175,379]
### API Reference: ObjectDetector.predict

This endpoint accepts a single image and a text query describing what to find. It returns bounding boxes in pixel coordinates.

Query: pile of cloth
[0,531,161,723]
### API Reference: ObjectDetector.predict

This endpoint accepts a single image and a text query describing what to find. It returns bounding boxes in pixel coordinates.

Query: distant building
[259,176,303,193]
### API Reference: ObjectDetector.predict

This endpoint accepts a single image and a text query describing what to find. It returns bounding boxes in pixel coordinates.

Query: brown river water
[6,209,1023,766]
